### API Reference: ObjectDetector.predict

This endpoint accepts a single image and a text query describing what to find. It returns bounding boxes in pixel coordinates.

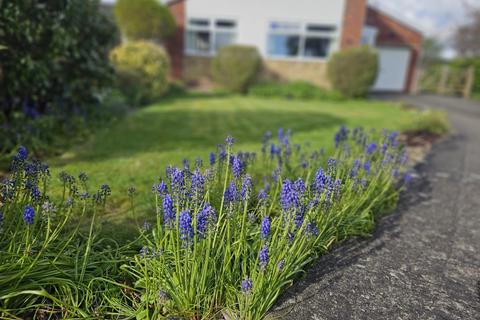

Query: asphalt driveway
[271,95,480,320]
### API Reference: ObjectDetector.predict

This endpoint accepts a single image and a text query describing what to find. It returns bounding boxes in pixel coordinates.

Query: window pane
[270,21,301,32]
[215,32,235,50]
[186,30,211,53]
[189,19,209,27]
[304,37,331,58]
[307,24,336,32]
[267,34,300,57]
[216,20,236,28]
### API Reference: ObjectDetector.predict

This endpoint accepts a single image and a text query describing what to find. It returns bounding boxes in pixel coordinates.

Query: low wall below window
[182,55,331,89]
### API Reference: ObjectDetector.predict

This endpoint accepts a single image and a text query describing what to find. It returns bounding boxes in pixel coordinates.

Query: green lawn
[49,94,419,235]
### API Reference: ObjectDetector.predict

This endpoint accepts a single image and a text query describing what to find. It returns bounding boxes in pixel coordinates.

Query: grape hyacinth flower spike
[241,278,253,294]
[260,216,270,240]
[23,205,35,225]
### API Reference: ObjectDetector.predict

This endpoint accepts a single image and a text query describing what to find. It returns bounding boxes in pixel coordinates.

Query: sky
[369,0,480,58]
[102,0,479,58]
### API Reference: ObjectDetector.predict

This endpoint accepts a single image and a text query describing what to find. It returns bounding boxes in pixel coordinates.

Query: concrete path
[272,95,480,319]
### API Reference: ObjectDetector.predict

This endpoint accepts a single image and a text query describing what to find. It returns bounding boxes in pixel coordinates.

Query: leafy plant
[114,0,175,42]
[1,126,413,319]
[112,127,410,319]
[249,81,344,101]
[327,46,378,98]
[0,147,127,318]
[110,41,171,106]
[0,0,119,157]
[407,109,449,135]
[212,45,261,93]
[0,0,117,120]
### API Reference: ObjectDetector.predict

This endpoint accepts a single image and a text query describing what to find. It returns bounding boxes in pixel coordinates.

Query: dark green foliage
[249,81,344,101]
[114,0,175,41]
[211,45,261,93]
[0,0,119,157]
[327,46,378,98]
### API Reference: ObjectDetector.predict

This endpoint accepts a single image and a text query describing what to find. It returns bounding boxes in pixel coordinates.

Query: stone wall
[183,56,331,89]
[260,60,330,88]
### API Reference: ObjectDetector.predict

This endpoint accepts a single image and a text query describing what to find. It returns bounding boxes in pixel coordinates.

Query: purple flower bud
[209,152,216,166]
[232,156,242,179]
[197,203,216,238]
[156,181,168,195]
[240,174,252,200]
[179,211,193,245]
[363,160,371,173]
[366,142,377,155]
[162,194,175,227]
[241,278,253,294]
[224,181,238,204]
[225,135,235,147]
[259,244,269,271]
[404,172,412,184]
[23,205,35,225]
[260,216,270,240]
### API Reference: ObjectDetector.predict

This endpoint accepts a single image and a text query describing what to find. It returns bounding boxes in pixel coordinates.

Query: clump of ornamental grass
[111,127,411,319]
[0,147,127,318]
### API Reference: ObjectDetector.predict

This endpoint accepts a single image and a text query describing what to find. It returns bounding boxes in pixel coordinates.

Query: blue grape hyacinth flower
[259,244,269,271]
[197,203,216,238]
[162,194,175,227]
[232,156,243,179]
[179,211,194,245]
[23,205,35,225]
[260,216,270,240]
[240,174,252,200]
[209,152,216,167]
[224,181,238,205]
[225,135,235,147]
[366,142,377,155]
[241,278,253,294]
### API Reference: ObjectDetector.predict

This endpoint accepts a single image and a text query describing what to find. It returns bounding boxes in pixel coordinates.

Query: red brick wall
[165,0,185,80]
[340,0,368,49]
[366,7,423,92]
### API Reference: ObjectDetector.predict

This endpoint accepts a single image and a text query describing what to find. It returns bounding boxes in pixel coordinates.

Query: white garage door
[372,47,411,92]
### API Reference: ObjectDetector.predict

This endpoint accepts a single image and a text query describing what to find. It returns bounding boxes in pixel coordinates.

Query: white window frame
[266,21,339,61]
[185,17,237,57]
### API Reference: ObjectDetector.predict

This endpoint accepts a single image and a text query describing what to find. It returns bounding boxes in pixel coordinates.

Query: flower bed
[0,127,410,319]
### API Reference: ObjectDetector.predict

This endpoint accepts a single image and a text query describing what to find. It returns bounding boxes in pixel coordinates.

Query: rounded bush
[211,45,261,93]
[114,0,175,41]
[110,41,170,106]
[327,46,378,98]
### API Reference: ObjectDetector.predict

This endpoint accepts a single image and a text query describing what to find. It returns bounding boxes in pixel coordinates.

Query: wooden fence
[415,65,475,99]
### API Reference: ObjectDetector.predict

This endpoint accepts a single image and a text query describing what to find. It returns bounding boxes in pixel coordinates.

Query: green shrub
[0,0,118,158]
[408,109,449,135]
[110,41,170,106]
[114,0,175,41]
[249,81,344,101]
[211,45,261,93]
[0,0,117,118]
[327,46,378,98]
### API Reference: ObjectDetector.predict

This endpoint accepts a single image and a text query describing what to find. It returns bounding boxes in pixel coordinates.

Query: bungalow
[161,0,423,92]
